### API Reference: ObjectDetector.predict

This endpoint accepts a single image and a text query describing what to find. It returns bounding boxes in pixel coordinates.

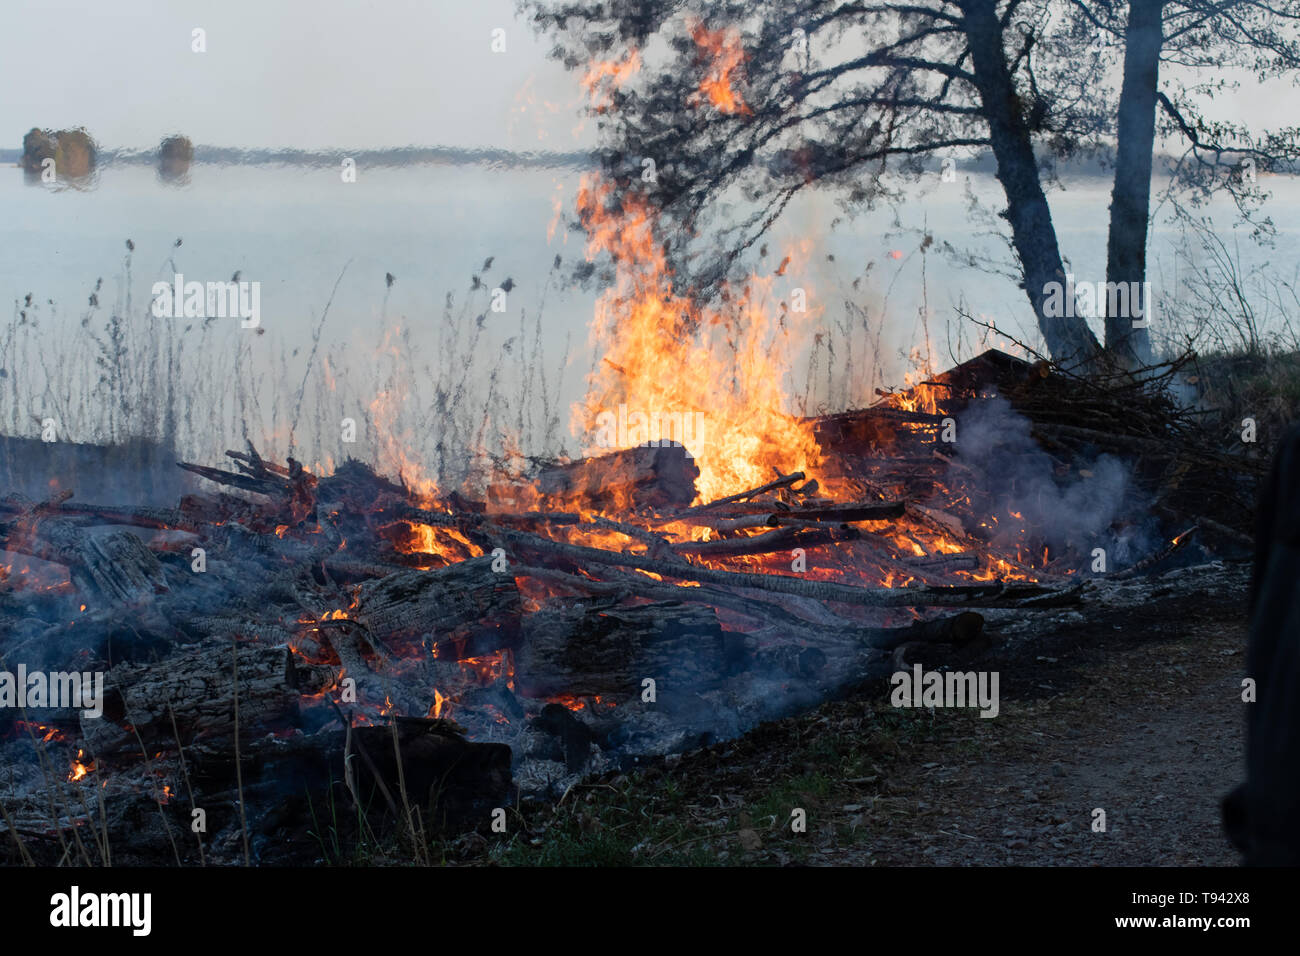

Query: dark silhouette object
[20,128,55,173]
[385,272,395,288]
[20,127,96,180]
[1223,422,1300,865]
[158,135,194,182]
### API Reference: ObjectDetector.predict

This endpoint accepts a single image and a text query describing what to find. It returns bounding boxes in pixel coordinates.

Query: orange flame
[69,749,93,782]
[573,176,821,502]
[430,688,450,720]
[582,50,642,113]
[688,21,750,115]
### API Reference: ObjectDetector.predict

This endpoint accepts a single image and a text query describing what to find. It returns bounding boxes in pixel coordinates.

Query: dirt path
[848,620,1246,865]
[467,565,1253,866]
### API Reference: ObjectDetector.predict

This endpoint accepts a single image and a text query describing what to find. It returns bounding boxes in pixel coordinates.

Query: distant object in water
[158,134,194,183]
[386,272,395,288]
[21,127,97,183]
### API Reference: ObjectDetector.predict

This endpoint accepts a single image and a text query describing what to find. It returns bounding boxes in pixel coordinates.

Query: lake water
[2,157,1296,479]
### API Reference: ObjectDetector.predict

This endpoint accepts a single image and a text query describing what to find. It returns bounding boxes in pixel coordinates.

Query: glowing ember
[14,721,62,743]
[430,688,451,720]
[68,750,93,782]
[397,522,482,565]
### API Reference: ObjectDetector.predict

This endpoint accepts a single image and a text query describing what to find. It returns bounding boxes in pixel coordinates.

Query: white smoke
[953,395,1154,566]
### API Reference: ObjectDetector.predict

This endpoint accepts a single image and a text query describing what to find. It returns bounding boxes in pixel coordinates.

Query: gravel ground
[485,561,1254,866]
[842,619,1247,865]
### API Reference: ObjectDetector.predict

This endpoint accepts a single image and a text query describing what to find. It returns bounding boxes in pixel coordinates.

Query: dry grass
[1,246,571,496]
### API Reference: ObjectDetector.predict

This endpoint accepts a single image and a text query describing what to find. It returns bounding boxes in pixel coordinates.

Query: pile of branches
[0,347,1257,863]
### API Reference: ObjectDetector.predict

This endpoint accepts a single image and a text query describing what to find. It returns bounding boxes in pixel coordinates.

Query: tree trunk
[962,0,1101,365]
[1104,0,1164,368]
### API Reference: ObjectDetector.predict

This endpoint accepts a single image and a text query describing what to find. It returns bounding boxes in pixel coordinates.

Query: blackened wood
[351,554,521,648]
[347,718,512,831]
[904,552,980,573]
[185,718,511,855]
[16,520,168,606]
[80,640,335,753]
[672,525,858,557]
[513,564,856,634]
[860,611,985,651]
[177,460,281,496]
[495,526,1071,608]
[781,501,907,521]
[515,600,725,698]
[658,499,904,528]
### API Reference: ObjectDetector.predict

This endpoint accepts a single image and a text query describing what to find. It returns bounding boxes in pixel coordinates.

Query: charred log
[515,600,725,699]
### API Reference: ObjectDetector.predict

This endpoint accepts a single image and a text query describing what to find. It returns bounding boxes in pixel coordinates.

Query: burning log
[351,554,521,651]
[495,526,1072,608]
[668,470,806,517]
[2,519,168,606]
[0,500,197,533]
[663,499,905,529]
[515,600,725,699]
[475,509,675,550]
[779,501,906,522]
[514,564,855,633]
[80,640,335,754]
[1111,528,1197,579]
[904,552,979,573]
[488,444,699,511]
[671,524,859,558]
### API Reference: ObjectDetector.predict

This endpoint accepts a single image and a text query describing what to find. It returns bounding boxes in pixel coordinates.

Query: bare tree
[1075,0,1300,364]
[526,0,1300,368]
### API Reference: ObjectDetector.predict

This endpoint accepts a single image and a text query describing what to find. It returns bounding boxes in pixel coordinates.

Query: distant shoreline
[0,144,594,170]
[2,144,1289,181]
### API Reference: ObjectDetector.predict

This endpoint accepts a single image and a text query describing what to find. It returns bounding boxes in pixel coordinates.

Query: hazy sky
[1,0,1288,152]
[2,0,586,151]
